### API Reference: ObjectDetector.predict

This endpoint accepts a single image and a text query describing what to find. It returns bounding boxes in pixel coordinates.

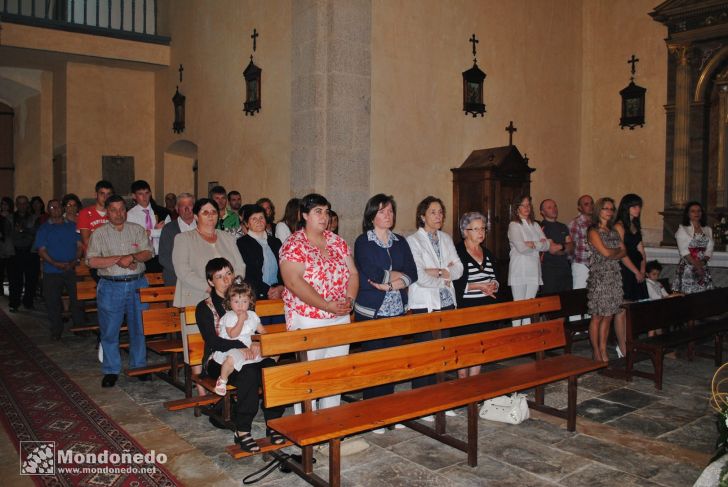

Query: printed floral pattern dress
[674,232,714,294]
[586,228,623,316]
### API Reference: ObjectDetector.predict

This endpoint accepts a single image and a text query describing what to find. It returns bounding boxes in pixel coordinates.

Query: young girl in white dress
[213,277,266,395]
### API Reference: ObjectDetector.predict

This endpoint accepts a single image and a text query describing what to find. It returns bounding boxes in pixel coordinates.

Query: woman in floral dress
[674,201,714,294]
[279,193,359,411]
[587,197,626,363]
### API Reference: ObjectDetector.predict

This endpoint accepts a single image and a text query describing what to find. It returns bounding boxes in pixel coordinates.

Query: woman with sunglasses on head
[586,197,626,363]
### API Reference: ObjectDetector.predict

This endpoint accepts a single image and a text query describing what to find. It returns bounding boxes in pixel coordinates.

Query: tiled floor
[0,300,721,486]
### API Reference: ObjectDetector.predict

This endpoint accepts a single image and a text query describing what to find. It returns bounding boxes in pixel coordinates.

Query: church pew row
[255,298,605,486]
[621,287,728,389]
[222,296,561,459]
[70,272,165,334]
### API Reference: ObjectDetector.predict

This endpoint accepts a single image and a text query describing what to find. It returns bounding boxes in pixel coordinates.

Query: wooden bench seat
[267,353,602,447]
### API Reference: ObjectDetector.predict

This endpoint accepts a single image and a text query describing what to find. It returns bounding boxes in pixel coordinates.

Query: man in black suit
[158,193,196,286]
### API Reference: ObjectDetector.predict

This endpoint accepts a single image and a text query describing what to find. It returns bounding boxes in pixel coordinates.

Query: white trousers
[289,312,350,414]
[571,262,589,290]
[510,283,540,326]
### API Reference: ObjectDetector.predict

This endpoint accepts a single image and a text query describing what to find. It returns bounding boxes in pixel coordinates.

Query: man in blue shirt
[34,199,84,340]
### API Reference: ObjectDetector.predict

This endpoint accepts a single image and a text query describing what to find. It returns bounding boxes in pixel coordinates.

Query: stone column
[291,0,371,240]
[669,44,691,207]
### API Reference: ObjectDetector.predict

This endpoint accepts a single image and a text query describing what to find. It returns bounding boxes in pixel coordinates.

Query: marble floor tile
[577,373,626,394]
[388,434,468,471]
[606,411,684,438]
[559,463,663,487]
[478,430,588,481]
[597,388,662,409]
[577,398,636,423]
[659,415,720,454]
[555,434,672,479]
[440,455,558,486]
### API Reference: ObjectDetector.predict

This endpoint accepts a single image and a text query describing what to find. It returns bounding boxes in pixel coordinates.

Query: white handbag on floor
[479,393,530,424]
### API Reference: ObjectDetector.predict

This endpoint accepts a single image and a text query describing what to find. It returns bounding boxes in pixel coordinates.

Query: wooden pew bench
[69,273,165,334]
[624,287,728,389]
[256,297,604,487]
[543,288,589,353]
[125,286,183,386]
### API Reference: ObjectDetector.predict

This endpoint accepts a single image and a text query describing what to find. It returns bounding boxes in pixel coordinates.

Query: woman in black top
[195,257,284,452]
[236,204,284,302]
[613,194,647,358]
[452,212,500,378]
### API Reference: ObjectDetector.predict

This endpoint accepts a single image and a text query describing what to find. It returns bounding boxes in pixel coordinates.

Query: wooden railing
[0,0,169,43]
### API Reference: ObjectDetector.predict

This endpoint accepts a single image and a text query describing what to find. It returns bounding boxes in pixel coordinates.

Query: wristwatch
[438,269,443,277]
[387,282,394,292]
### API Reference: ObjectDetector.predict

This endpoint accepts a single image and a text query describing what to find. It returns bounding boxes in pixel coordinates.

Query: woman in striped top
[452,211,500,378]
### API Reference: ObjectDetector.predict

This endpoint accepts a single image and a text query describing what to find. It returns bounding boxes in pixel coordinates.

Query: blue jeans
[97,276,148,374]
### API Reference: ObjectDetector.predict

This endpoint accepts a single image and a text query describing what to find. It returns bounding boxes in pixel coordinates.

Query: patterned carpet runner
[0,309,180,486]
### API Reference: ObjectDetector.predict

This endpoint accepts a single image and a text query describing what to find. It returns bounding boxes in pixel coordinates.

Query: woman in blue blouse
[354,194,417,411]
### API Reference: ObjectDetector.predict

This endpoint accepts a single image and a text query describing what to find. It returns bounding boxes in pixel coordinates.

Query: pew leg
[715,334,724,367]
[329,438,341,487]
[535,385,545,406]
[467,402,478,467]
[654,351,664,391]
[435,411,446,435]
[625,345,635,382]
[302,445,314,475]
[223,394,231,422]
[567,375,577,432]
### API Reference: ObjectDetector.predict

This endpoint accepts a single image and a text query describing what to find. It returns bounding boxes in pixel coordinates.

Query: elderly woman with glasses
[452,211,499,377]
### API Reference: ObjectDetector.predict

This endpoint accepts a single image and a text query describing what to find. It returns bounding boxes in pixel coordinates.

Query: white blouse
[675,225,713,258]
[507,219,550,286]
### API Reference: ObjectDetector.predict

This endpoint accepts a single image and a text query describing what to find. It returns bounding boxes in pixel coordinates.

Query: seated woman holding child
[195,257,285,452]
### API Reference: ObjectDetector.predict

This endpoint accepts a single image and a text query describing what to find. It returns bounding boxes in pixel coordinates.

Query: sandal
[234,431,261,453]
[267,428,286,445]
[214,377,228,396]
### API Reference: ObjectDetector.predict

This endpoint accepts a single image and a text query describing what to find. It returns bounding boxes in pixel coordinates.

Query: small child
[645,260,669,300]
[212,277,266,396]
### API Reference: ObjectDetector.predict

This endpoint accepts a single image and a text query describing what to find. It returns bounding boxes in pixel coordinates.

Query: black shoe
[208,415,229,430]
[101,374,118,388]
[137,374,151,382]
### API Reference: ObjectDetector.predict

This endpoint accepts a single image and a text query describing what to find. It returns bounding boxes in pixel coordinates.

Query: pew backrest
[181,300,287,367]
[683,287,728,322]
[259,295,561,356]
[263,318,566,407]
[623,295,688,337]
[139,285,176,304]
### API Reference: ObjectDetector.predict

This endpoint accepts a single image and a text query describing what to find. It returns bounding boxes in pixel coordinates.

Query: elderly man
[87,195,152,387]
[540,199,574,294]
[568,194,594,289]
[34,199,84,339]
[158,192,196,285]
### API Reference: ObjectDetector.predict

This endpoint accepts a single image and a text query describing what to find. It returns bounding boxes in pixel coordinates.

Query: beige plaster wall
[14,72,53,199]
[155,0,291,209]
[163,152,195,197]
[66,62,155,199]
[371,0,584,235]
[580,0,667,245]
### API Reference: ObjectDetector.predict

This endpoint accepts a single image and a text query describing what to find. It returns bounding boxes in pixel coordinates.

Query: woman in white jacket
[508,195,551,325]
[407,196,463,399]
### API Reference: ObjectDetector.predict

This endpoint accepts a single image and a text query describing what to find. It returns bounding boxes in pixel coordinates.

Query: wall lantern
[463,33,486,117]
[172,86,186,134]
[243,28,262,116]
[620,54,647,130]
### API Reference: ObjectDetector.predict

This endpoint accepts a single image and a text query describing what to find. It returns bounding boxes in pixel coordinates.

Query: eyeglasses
[199,210,218,216]
[465,227,486,232]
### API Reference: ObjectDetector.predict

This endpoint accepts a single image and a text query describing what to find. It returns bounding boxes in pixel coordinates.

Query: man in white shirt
[158,192,197,285]
[126,180,169,273]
